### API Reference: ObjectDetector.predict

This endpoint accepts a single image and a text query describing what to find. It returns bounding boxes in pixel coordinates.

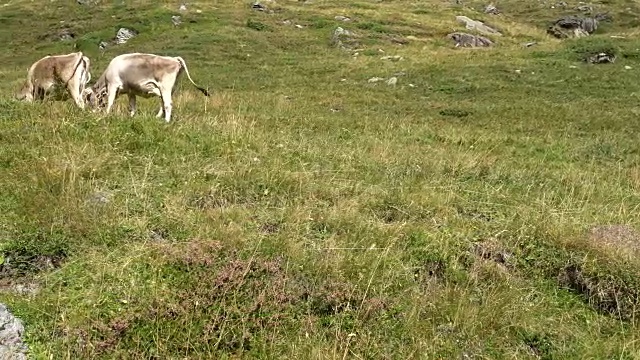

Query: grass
[1,0,640,358]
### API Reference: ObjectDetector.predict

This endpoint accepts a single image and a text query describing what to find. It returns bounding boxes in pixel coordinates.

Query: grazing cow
[16,52,91,109]
[84,53,210,122]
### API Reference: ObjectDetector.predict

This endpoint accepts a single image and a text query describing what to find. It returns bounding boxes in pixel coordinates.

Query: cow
[15,52,91,109]
[84,53,210,122]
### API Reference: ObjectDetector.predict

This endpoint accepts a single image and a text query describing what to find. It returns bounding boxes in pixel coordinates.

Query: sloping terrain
[1,0,640,358]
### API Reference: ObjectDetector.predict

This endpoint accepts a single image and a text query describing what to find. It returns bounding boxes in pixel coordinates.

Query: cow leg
[67,77,84,110]
[105,85,119,115]
[160,89,173,122]
[128,94,137,117]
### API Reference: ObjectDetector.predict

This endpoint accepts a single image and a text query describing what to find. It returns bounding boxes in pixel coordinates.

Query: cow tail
[175,56,210,96]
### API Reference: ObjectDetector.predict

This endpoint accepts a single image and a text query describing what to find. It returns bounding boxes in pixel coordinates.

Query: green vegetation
[1,0,639,358]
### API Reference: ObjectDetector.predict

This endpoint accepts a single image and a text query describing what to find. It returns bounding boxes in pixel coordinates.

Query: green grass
[1,0,640,358]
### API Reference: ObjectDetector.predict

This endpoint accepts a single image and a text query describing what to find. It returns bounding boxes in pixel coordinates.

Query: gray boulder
[447,32,494,47]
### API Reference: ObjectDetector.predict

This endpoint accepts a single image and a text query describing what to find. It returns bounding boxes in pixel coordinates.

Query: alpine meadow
[1,0,640,358]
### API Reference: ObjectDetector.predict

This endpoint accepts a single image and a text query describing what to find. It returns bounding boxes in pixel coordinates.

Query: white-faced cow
[84,53,209,122]
[16,52,91,109]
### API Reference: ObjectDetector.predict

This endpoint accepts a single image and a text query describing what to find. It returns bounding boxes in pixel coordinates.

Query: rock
[577,4,592,12]
[58,28,75,41]
[386,77,398,86]
[196,9,202,13]
[295,24,304,29]
[484,4,500,14]
[251,1,268,11]
[587,52,616,64]
[115,27,137,44]
[447,32,494,47]
[331,26,358,50]
[171,15,182,26]
[282,19,292,25]
[381,55,403,61]
[0,304,28,360]
[547,14,606,38]
[515,69,521,73]
[406,35,419,41]
[455,15,502,36]
[368,77,385,83]
[179,3,187,11]
[524,41,537,47]
[99,41,108,50]
[87,191,112,205]
[625,65,632,70]
[335,15,351,21]
[77,0,98,4]
[556,1,567,7]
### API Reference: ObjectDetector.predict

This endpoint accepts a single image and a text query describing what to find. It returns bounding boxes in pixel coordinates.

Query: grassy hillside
[1,0,640,358]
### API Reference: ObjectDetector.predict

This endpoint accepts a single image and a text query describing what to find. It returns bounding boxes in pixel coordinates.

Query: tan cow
[84,53,209,122]
[16,52,91,109]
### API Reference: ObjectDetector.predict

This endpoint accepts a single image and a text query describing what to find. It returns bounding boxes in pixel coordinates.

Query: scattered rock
[577,4,592,12]
[99,41,108,50]
[389,36,409,45]
[295,24,304,29]
[39,28,76,42]
[282,19,292,25]
[547,13,608,39]
[179,3,187,11]
[386,77,398,86]
[77,0,98,4]
[368,77,385,83]
[251,1,269,12]
[447,32,494,47]
[524,41,537,47]
[87,191,112,206]
[456,15,502,36]
[57,28,75,41]
[115,27,137,44]
[586,51,616,64]
[484,4,500,15]
[381,55,403,61]
[171,15,182,26]
[335,15,351,22]
[0,304,28,360]
[331,26,358,50]
[625,65,632,70]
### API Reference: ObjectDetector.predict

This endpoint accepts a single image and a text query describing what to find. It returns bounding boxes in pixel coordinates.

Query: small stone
[196,9,202,13]
[282,19,292,25]
[408,83,416,88]
[569,65,578,68]
[295,24,304,28]
[335,15,351,21]
[179,3,187,11]
[625,65,632,70]
[171,15,182,26]
[368,77,385,83]
[524,42,537,47]
[115,27,138,44]
[381,55,402,61]
[386,77,398,86]
[484,4,500,14]
[252,2,268,11]
[406,35,418,40]
[99,41,108,50]
[515,69,521,73]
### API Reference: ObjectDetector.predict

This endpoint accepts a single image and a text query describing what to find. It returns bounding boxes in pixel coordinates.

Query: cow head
[83,87,107,111]
[15,82,34,102]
